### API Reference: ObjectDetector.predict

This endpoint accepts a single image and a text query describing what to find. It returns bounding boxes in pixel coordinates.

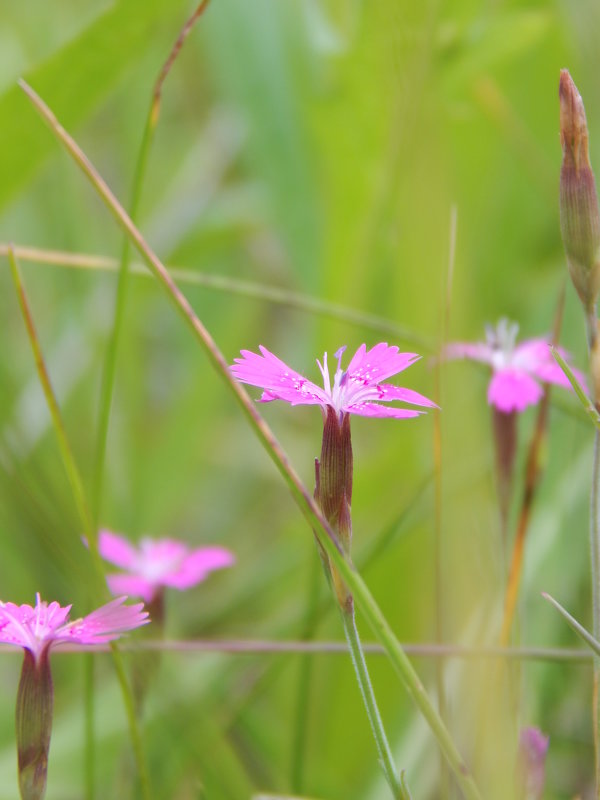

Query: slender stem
[6,248,98,566]
[91,0,212,525]
[584,309,600,795]
[0,244,431,350]
[5,246,152,800]
[341,608,407,799]
[592,430,600,791]
[290,553,322,792]
[18,81,481,800]
[91,112,153,524]
[500,286,565,647]
[84,655,95,800]
[432,205,457,800]
[0,638,591,661]
[89,8,211,794]
[87,49,153,800]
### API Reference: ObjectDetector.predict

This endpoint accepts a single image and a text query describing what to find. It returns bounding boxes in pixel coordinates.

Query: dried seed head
[559,69,600,313]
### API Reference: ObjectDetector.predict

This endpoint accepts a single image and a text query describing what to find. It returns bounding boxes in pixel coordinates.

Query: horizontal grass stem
[0,244,431,349]
[0,639,591,661]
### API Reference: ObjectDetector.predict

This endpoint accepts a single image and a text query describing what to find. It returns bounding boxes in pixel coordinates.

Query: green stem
[341,607,407,799]
[6,245,152,800]
[91,112,153,525]
[18,80,481,800]
[84,655,95,800]
[290,553,321,791]
[592,430,600,791]
[86,58,154,800]
[0,244,432,350]
[89,6,211,794]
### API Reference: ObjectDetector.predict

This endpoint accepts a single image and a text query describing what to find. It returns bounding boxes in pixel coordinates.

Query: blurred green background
[0,0,598,797]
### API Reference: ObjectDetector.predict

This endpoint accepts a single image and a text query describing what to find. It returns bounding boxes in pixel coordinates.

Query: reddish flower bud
[15,650,53,800]
[559,69,600,314]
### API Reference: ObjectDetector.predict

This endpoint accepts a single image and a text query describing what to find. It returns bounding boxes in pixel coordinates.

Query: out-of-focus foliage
[0,0,597,797]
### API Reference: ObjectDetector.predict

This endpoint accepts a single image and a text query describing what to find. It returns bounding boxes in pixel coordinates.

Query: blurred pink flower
[445,319,586,413]
[231,342,435,421]
[98,530,235,603]
[0,594,148,663]
[517,726,549,799]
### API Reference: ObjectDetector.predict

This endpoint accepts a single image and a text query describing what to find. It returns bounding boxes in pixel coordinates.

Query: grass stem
[5,245,152,800]
[341,607,407,799]
[18,80,482,800]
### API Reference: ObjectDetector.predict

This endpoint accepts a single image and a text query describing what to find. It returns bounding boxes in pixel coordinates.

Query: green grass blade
[19,81,482,800]
[551,345,600,430]
[0,0,176,210]
[542,592,600,658]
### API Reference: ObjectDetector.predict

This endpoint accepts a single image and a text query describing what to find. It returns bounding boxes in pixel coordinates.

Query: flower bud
[15,650,53,800]
[559,69,600,313]
[316,407,353,552]
[314,407,354,609]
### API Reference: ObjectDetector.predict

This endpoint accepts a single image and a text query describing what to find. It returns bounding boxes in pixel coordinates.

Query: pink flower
[231,342,435,421]
[98,530,235,603]
[517,727,549,800]
[0,593,148,663]
[445,319,586,413]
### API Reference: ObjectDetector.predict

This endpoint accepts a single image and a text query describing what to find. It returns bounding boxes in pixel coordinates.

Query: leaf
[0,0,176,210]
[551,345,600,431]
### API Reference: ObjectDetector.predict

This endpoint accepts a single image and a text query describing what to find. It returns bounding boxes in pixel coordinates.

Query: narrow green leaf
[551,345,600,430]
[0,0,175,209]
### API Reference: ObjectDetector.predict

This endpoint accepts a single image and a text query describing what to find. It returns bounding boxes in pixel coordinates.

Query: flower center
[135,540,184,583]
[317,346,347,413]
[486,318,519,370]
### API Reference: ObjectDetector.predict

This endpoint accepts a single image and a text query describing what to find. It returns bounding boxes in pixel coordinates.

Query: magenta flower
[231,342,436,420]
[445,319,586,413]
[517,726,549,799]
[0,593,148,663]
[1,594,148,799]
[98,530,235,603]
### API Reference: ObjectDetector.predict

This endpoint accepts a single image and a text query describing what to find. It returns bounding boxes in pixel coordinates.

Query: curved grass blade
[0,244,431,348]
[18,80,482,800]
[551,345,600,430]
[5,246,152,800]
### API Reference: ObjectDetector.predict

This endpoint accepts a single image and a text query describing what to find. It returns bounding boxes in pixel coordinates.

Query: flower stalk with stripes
[232,342,434,799]
[0,594,148,800]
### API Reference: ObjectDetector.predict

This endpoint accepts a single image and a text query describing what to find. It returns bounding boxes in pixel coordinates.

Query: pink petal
[374,384,438,408]
[61,597,149,645]
[346,403,423,419]
[346,343,420,384]
[163,547,235,591]
[443,342,495,364]
[106,575,156,603]
[515,341,589,393]
[231,347,327,406]
[98,530,138,569]
[488,369,543,412]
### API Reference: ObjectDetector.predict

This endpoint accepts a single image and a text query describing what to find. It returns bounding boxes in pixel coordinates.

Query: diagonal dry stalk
[17,79,483,800]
